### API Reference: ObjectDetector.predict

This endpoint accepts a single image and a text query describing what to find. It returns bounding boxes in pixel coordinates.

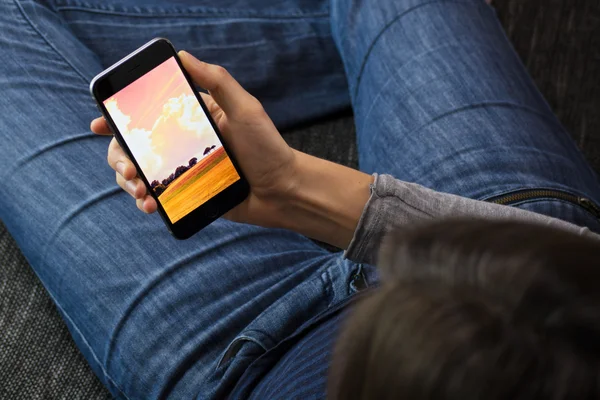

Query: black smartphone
[90,38,250,239]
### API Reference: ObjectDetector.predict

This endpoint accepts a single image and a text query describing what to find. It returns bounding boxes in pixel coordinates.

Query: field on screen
[158,146,239,223]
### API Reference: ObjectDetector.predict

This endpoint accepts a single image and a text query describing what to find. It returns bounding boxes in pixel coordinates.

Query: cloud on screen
[106,94,219,183]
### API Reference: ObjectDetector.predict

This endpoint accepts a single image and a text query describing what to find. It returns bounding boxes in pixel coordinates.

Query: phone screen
[104,56,240,224]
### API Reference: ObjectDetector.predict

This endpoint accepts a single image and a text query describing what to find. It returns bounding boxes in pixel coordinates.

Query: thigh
[331,0,600,205]
[47,0,349,129]
[0,1,356,399]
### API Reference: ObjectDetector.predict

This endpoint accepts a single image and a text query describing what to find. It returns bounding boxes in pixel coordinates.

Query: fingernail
[143,200,151,214]
[126,180,138,196]
[179,51,192,61]
[116,161,125,175]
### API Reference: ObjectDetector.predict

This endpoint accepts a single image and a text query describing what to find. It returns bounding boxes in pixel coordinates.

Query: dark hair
[328,219,600,400]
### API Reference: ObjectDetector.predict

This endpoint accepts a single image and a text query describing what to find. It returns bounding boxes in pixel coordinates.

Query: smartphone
[90,38,250,239]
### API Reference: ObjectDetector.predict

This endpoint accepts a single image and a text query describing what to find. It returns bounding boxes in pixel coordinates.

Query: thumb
[178,51,254,118]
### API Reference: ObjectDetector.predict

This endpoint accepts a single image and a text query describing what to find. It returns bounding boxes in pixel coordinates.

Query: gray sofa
[1,1,599,398]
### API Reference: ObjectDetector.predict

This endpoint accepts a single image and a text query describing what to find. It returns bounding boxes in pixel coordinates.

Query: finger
[91,117,112,135]
[199,92,225,124]
[142,196,158,214]
[199,92,220,115]
[136,195,157,214]
[116,173,146,199]
[179,51,259,117]
[107,137,137,180]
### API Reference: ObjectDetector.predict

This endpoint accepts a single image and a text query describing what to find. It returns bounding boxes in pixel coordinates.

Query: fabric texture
[0,220,113,400]
[0,0,365,398]
[3,2,600,400]
[0,116,357,400]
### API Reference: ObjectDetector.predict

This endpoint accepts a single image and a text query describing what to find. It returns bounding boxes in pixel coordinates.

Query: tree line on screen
[150,145,217,196]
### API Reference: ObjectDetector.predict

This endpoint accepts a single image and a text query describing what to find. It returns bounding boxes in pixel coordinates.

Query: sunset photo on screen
[104,57,240,223]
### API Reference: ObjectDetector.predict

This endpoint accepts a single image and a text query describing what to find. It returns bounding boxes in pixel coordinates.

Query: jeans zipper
[487,189,600,219]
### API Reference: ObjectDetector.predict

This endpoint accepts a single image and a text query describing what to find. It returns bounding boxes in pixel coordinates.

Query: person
[1,0,599,398]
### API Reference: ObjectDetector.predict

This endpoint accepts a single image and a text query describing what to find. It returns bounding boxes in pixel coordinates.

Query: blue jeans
[1,0,599,398]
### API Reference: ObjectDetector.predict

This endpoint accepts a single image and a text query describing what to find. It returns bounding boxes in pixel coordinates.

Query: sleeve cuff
[344,173,382,264]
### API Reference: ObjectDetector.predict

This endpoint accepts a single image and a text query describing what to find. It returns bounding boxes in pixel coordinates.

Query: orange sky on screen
[104,57,224,183]
[110,57,187,131]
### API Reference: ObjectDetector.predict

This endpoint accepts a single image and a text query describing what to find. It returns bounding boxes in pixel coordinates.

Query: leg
[0,1,359,398]
[331,0,600,229]
[48,0,350,129]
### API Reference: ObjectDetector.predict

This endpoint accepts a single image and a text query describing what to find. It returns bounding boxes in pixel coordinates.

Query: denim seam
[2,133,98,183]
[400,102,564,143]
[216,334,268,371]
[53,3,329,19]
[358,38,552,133]
[66,17,329,30]
[55,7,329,19]
[13,0,90,85]
[12,133,97,172]
[411,145,589,195]
[487,0,600,183]
[39,187,122,266]
[354,0,475,99]
[216,263,334,373]
[336,257,354,300]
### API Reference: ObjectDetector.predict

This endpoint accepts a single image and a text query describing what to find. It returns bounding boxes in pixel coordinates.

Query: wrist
[274,150,373,249]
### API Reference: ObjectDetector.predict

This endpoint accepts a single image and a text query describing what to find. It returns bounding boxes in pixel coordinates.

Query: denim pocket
[217,331,270,370]
[215,274,330,371]
[215,258,362,371]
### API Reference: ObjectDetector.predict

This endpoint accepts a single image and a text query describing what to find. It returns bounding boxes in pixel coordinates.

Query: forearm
[274,158,599,263]
[277,151,374,249]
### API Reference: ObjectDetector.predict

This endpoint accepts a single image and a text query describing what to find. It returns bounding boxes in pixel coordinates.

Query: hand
[92,51,298,227]
[92,50,373,248]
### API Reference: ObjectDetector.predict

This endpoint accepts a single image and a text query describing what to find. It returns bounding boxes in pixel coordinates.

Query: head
[329,219,600,400]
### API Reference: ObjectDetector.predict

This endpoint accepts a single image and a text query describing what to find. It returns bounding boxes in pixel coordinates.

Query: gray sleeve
[345,174,599,264]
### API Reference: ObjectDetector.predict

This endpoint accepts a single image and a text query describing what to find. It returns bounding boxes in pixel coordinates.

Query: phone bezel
[90,38,250,239]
